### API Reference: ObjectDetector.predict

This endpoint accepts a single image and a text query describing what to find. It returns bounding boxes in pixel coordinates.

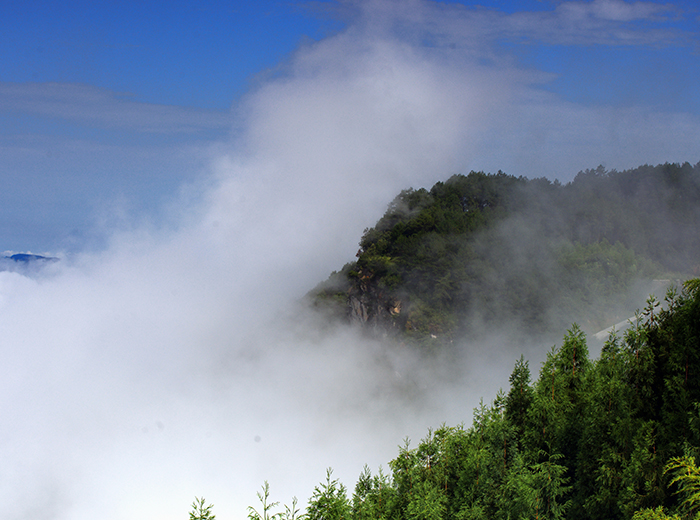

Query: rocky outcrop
[346,270,403,334]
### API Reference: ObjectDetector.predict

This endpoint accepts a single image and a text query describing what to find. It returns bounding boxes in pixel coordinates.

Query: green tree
[666,455,700,519]
[631,506,681,520]
[531,450,571,520]
[496,451,537,520]
[406,479,447,520]
[282,497,306,520]
[576,332,635,520]
[352,465,394,520]
[190,496,216,520]
[620,421,665,517]
[505,355,533,440]
[307,469,350,520]
[248,481,281,520]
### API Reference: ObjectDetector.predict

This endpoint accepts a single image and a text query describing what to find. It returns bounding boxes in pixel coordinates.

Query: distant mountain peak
[6,253,58,263]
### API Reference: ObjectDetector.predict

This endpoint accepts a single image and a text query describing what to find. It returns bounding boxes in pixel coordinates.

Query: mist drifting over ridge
[2,1,700,519]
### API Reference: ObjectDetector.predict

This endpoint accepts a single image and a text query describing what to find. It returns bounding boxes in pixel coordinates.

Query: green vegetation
[310,162,700,344]
[192,162,700,519]
[247,482,279,520]
[246,482,306,520]
[190,496,216,520]
[247,279,700,520]
[664,456,700,519]
[307,469,351,520]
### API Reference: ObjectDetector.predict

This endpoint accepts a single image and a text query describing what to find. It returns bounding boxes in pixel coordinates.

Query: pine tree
[631,506,681,520]
[620,421,665,517]
[496,450,537,520]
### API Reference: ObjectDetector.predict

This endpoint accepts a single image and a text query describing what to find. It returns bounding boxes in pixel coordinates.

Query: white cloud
[466,88,700,178]
[336,0,691,47]
[564,0,672,22]
[0,12,513,520]
[2,1,700,519]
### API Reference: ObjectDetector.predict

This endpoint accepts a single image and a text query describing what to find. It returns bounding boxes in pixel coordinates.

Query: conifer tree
[631,506,681,520]
[352,465,394,520]
[190,496,216,520]
[496,450,537,520]
[406,479,447,520]
[282,497,305,520]
[248,482,281,520]
[505,355,534,441]
[306,469,350,520]
[531,450,571,520]
[665,455,700,518]
[620,421,665,517]
[576,332,634,520]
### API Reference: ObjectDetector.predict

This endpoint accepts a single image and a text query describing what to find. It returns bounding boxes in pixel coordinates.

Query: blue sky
[3,3,700,518]
[2,0,700,253]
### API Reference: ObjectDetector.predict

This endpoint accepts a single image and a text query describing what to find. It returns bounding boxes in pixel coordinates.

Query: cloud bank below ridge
[2,1,700,519]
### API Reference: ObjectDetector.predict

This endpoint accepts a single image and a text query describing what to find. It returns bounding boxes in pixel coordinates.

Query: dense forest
[309,162,700,346]
[190,162,700,520]
[190,278,700,520]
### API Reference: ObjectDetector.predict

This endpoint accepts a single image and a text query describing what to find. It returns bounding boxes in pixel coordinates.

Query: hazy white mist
[2,1,698,519]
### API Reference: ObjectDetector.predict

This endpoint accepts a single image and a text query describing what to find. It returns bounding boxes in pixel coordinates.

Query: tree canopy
[256,280,700,520]
[310,162,700,345]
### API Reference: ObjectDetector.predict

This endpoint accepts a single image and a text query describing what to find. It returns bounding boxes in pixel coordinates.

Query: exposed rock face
[348,294,369,324]
[348,293,402,328]
[347,270,403,334]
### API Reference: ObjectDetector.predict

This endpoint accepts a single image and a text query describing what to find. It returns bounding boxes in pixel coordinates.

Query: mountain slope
[309,162,700,345]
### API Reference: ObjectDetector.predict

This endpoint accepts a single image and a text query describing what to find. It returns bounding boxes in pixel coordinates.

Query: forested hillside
[309,162,700,345]
[244,279,700,520]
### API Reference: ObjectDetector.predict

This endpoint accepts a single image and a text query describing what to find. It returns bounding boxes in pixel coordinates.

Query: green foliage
[619,421,665,517]
[666,455,700,518]
[307,469,350,520]
[632,506,681,520]
[352,465,394,520]
[505,355,533,440]
[311,162,700,344]
[190,496,216,520]
[276,278,700,520]
[248,482,306,520]
[282,497,305,520]
[406,479,447,520]
[531,450,572,520]
[248,482,282,520]
[683,279,700,296]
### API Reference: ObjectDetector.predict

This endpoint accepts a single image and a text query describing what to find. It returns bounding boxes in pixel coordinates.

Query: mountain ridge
[309,162,700,346]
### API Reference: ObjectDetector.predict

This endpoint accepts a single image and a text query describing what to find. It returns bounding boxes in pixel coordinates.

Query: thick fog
[1,15,501,520]
[2,2,697,519]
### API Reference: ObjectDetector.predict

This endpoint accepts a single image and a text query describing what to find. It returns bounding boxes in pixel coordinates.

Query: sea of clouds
[0,10,503,520]
[2,1,699,518]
